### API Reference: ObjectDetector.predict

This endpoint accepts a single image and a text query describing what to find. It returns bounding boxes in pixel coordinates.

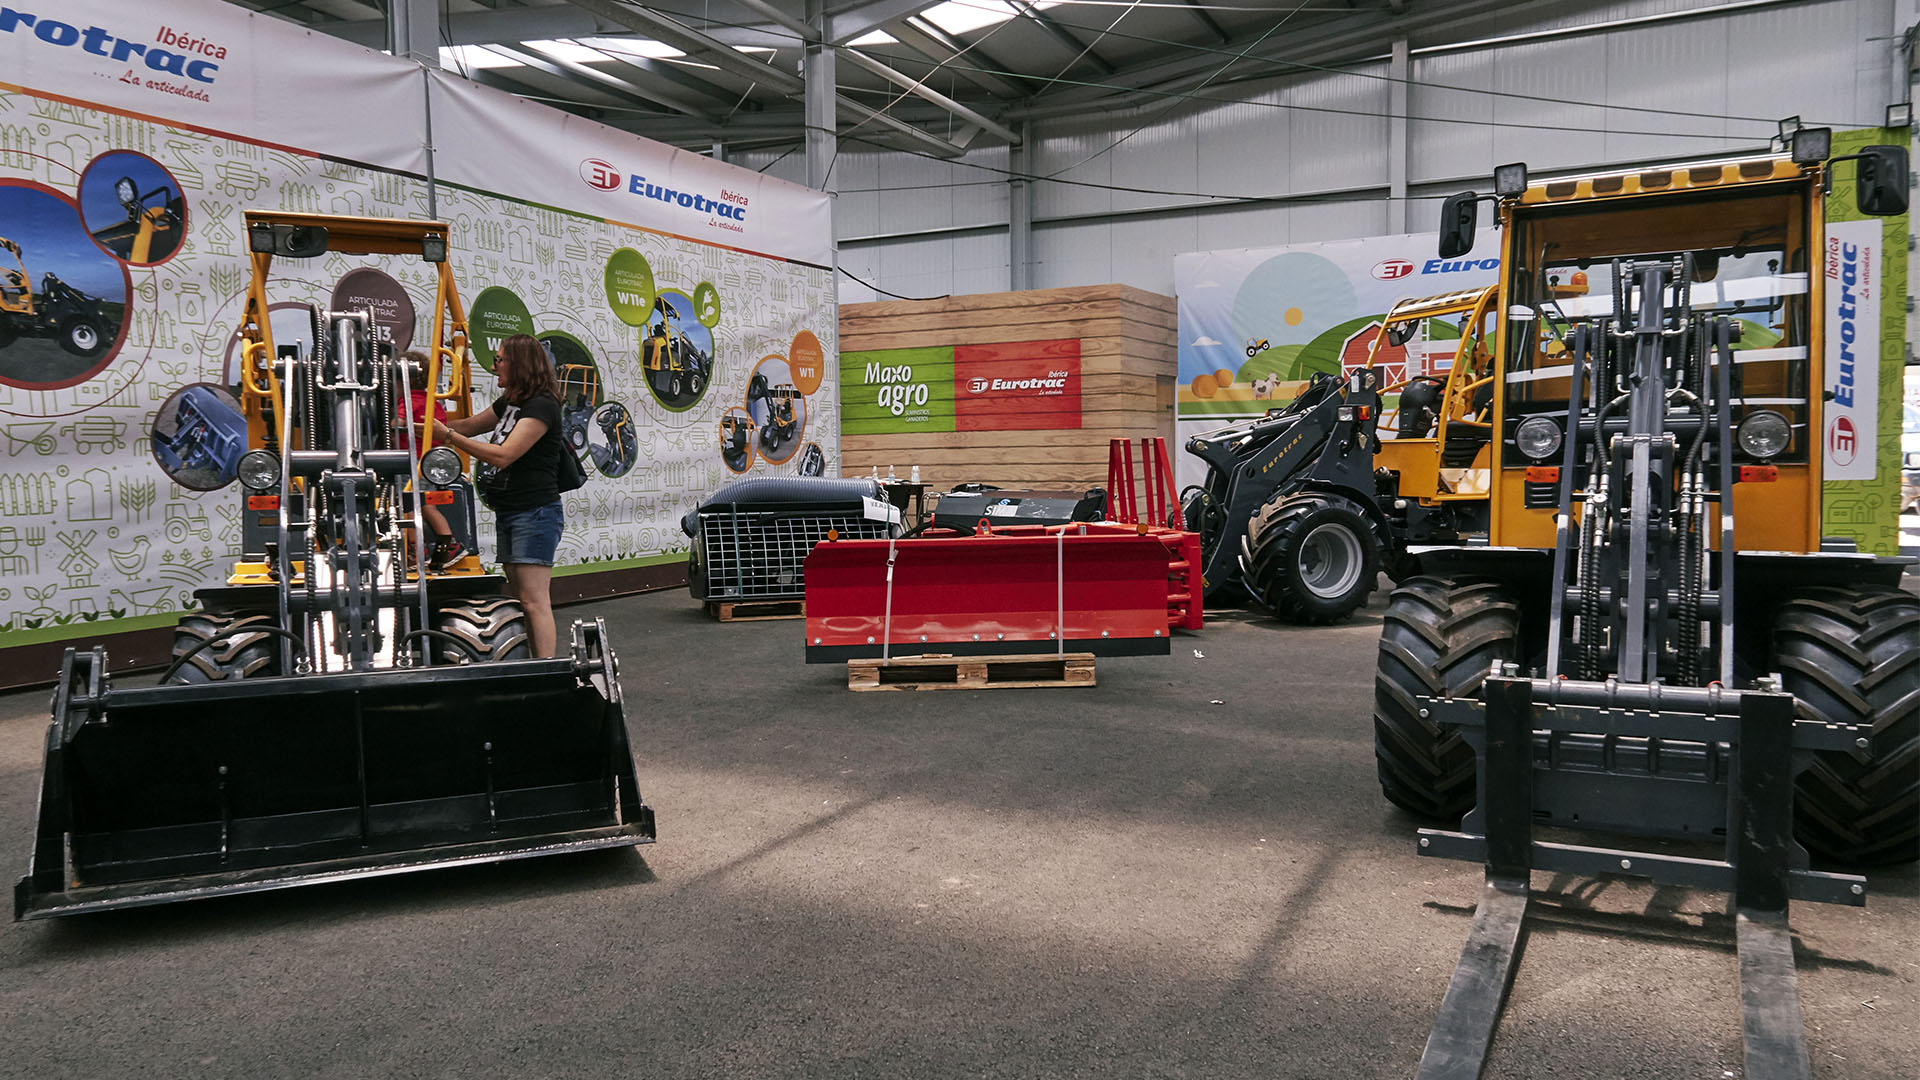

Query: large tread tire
[434,595,531,664]
[1373,577,1518,820]
[167,610,281,684]
[1243,491,1380,624]
[1775,586,1919,865]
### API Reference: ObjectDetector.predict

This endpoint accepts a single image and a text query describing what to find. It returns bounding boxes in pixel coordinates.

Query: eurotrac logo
[580,159,621,191]
[0,9,227,93]
[1422,256,1500,274]
[1828,239,1861,409]
[1373,259,1414,280]
[581,159,751,234]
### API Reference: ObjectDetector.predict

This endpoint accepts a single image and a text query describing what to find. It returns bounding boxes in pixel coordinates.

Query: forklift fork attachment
[1412,675,1863,1080]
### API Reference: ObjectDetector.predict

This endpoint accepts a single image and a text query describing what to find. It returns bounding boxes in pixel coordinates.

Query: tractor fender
[1281,478,1394,536]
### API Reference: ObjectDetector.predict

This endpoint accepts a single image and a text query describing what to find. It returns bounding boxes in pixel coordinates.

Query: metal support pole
[1009,119,1033,291]
[804,0,837,196]
[388,0,439,67]
[1387,37,1409,233]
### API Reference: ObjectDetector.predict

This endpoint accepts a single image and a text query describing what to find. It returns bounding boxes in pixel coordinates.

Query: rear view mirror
[1853,144,1909,216]
[1438,192,1478,258]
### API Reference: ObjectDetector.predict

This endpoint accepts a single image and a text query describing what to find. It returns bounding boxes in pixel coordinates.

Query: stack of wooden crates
[838,283,1176,491]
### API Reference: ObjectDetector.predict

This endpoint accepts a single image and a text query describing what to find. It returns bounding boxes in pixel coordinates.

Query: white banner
[1,0,428,174]
[1172,232,1501,490]
[0,0,837,654]
[1822,219,1880,480]
[428,74,834,268]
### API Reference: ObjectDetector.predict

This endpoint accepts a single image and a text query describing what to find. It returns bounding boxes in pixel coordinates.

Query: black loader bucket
[16,620,653,919]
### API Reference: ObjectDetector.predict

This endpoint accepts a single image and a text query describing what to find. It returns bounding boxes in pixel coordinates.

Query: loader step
[707,599,805,621]
[847,652,1096,692]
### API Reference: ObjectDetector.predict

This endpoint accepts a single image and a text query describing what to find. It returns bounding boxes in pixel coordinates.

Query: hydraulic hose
[159,624,308,685]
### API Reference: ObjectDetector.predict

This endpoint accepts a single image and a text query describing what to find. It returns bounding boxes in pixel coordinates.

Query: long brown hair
[495,334,560,405]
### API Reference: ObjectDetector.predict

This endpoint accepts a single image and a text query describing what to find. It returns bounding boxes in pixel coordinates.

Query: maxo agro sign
[842,339,1082,435]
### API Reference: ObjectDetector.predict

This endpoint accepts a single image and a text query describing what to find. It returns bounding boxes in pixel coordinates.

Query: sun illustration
[1284,307,1304,326]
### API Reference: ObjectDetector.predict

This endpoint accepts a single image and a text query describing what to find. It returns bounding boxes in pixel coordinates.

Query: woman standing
[431,334,566,657]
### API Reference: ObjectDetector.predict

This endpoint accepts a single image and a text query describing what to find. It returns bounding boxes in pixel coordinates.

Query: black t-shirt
[478,393,564,513]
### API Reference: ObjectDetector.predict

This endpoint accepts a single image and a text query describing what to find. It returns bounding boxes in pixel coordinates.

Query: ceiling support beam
[564,0,807,96]
[825,0,937,45]
[480,44,678,115]
[840,48,1021,144]
[1008,0,1528,117]
[886,19,1025,99]
[1009,1,1115,76]
[835,96,969,158]
[734,0,815,42]
[527,43,728,120]
[1178,0,1229,46]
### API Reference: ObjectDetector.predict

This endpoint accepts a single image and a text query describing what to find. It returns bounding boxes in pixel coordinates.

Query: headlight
[1514,416,1563,460]
[114,176,137,208]
[1737,410,1791,459]
[420,446,463,486]
[237,449,280,491]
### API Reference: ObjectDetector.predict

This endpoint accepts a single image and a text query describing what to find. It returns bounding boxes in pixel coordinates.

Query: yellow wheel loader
[1383,135,1915,1076]
[0,236,114,357]
[16,213,653,920]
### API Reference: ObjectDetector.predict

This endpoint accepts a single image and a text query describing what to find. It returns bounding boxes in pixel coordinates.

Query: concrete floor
[0,588,1913,1078]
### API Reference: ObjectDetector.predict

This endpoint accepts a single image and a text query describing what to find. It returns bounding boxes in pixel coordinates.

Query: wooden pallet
[847,652,1096,692]
[707,599,805,622]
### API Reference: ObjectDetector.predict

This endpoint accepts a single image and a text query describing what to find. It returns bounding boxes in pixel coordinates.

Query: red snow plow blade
[803,522,1202,663]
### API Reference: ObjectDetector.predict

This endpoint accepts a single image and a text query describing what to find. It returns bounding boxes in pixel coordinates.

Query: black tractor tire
[1373,577,1519,820]
[0,321,16,349]
[167,609,282,684]
[434,595,532,664]
[686,374,704,397]
[1775,586,1919,865]
[59,315,107,357]
[1242,491,1380,624]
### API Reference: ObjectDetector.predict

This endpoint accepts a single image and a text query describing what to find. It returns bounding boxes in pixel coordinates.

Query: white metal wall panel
[1601,18,1740,163]
[1109,107,1202,215]
[1192,203,1303,254]
[1100,214,1199,294]
[1194,96,1293,201]
[1407,50,1495,186]
[837,230,1011,304]
[1488,35,1615,175]
[1032,120,1117,220]
[1033,220,1116,291]
[1281,67,1392,195]
[948,146,1011,229]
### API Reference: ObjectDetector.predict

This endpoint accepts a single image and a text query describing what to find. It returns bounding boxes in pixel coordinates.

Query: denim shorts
[495,500,564,567]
